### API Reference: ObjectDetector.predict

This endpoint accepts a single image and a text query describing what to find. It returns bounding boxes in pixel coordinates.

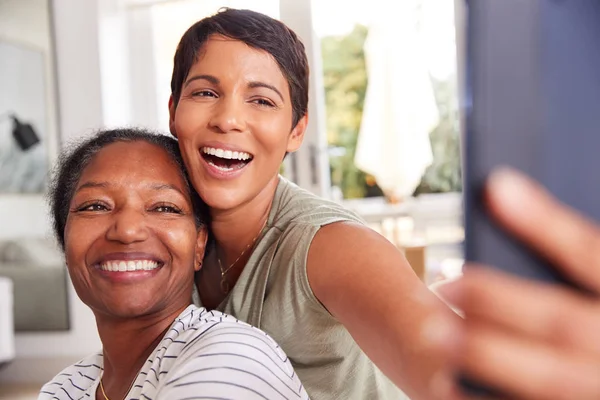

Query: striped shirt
[38,305,309,400]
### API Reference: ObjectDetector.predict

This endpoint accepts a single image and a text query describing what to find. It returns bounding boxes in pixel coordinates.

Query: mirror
[0,0,68,332]
[0,0,57,193]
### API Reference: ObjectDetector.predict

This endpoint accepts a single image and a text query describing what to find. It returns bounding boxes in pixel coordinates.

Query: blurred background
[0,0,465,396]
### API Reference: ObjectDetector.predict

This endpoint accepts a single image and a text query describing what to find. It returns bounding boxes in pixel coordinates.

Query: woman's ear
[194,226,209,272]
[168,95,177,138]
[286,113,308,153]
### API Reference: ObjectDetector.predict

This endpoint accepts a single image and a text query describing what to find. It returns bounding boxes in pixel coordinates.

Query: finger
[429,371,469,400]
[438,267,600,359]
[485,167,600,292]
[459,321,600,400]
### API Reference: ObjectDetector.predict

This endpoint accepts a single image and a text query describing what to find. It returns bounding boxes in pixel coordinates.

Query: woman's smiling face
[64,141,206,318]
[170,35,307,211]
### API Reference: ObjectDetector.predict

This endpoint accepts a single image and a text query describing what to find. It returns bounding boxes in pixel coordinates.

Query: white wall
[0,0,103,385]
[279,0,331,197]
[98,0,162,130]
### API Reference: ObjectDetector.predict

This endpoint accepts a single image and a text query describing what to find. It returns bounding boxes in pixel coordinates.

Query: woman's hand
[431,168,600,400]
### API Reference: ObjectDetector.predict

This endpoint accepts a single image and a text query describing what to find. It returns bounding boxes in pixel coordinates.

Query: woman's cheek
[161,222,198,249]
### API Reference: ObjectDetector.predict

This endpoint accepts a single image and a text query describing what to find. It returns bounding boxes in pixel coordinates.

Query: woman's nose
[105,207,149,244]
[209,97,246,133]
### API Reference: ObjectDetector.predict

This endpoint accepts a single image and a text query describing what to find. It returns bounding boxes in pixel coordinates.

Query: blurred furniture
[344,192,464,283]
[403,245,426,281]
[0,276,15,365]
[0,238,69,332]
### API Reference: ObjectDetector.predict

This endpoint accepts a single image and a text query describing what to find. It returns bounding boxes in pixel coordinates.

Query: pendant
[220,277,230,294]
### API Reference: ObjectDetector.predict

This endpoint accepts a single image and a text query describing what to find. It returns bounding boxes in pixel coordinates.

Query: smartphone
[462,0,600,396]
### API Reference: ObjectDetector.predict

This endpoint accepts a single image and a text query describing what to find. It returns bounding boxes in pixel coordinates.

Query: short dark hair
[170,8,309,128]
[48,127,209,250]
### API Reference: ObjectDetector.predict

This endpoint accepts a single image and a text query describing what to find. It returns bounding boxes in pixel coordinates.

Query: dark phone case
[462,0,600,396]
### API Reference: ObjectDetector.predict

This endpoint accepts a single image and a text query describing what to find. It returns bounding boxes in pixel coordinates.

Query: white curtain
[354,0,439,199]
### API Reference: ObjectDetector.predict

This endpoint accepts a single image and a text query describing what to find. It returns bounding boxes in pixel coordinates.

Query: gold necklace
[99,373,137,400]
[217,218,268,294]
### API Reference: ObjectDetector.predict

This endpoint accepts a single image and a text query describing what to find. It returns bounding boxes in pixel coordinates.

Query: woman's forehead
[79,142,185,188]
[188,36,289,91]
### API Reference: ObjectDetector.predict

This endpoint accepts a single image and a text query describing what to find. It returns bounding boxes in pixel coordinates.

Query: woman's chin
[199,187,249,213]
[93,298,159,320]
[196,173,280,214]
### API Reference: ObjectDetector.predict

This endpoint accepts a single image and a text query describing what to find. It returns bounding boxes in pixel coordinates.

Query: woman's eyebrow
[148,183,186,197]
[248,81,284,102]
[184,74,219,88]
[75,181,109,192]
[75,181,186,197]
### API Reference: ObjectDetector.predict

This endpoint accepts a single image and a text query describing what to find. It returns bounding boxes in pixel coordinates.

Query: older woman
[39,128,308,400]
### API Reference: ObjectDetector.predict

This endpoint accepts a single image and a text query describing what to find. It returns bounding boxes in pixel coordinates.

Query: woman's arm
[307,221,456,399]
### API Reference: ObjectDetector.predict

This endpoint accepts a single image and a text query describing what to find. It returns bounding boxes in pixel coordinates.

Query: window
[313,0,461,201]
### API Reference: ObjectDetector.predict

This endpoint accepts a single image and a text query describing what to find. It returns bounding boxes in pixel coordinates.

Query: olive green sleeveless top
[196,177,407,399]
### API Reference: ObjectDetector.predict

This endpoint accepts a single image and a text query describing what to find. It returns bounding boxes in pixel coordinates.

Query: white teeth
[202,147,252,161]
[207,160,234,172]
[99,260,159,272]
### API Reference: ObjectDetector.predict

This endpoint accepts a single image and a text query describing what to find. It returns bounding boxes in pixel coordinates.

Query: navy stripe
[166,397,233,400]
[67,378,85,391]
[59,387,75,400]
[165,365,300,398]
[149,366,159,380]
[171,380,271,400]
[180,323,222,354]
[77,371,95,381]
[200,328,284,358]
[167,352,292,385]
[190,341,291,376]
[73,363,102,370]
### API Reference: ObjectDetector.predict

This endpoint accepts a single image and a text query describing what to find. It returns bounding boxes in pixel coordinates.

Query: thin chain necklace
[99,373,137,400]
[217,217,268,294]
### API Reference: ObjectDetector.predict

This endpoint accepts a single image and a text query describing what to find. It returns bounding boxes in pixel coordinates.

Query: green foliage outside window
[321,25,461,199]
[321,25,369,199]
[413,78,462,195]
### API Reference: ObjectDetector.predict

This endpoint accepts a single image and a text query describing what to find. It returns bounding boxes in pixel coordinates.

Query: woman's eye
[252,98,275,107]
[152,205,182,214]
[77,203,109,212]
[191,90,217,98]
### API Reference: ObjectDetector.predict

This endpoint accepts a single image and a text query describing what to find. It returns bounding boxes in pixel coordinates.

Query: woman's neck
[210,175,279,264]
[95,303,189,399]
